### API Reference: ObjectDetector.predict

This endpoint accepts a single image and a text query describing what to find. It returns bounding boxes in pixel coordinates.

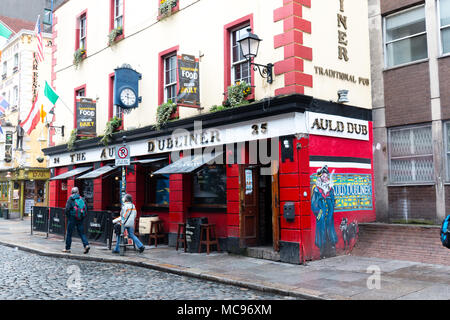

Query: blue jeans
[65,216,89,250]
[113,226,144,252]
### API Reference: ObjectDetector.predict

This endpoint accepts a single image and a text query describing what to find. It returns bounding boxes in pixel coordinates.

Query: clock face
[120,88,137,107]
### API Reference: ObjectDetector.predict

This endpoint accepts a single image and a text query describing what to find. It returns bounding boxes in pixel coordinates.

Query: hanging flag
[34,16,44,63]
[0,125,3,135]
[0,21,12,40]
[21,82,59,135]
[21,94,40,135]
[0,96,10,115]
[40,81,59,114]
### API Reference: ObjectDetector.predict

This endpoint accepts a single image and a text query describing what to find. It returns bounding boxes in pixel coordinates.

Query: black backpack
[440,215,450,249]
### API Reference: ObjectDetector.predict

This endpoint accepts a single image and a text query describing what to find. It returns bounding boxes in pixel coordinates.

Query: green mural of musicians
[311,166,338,259]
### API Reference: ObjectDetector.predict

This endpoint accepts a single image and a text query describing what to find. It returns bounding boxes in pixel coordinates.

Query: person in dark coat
[63,187,90,254]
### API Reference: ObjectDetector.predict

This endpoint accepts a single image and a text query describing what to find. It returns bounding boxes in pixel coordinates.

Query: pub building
[43,94,374,264]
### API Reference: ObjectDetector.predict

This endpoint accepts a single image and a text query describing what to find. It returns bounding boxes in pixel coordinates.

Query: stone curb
[0,240,326,300]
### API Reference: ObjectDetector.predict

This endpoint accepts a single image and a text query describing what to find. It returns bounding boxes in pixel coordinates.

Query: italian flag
[21,81,59,135]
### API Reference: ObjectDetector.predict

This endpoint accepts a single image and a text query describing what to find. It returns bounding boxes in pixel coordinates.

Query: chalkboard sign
[186,217,208,253]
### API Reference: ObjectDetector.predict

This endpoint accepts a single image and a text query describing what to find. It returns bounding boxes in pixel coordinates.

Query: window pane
[389,126,433,183]
[442,27,450,54]
[386,6,425,42]
[193,165,227,205]
[386,34,427,67]
[440,0,450,26]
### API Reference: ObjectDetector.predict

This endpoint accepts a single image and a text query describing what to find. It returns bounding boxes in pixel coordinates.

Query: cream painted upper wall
[303,0,372,109]
[52,0,284,146]
[51,0,372,147]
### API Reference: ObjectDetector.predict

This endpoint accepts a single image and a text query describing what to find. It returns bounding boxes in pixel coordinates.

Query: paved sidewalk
[0,217,449,300]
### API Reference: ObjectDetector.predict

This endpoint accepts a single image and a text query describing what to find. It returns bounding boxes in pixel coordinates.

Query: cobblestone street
[0,245,297,300]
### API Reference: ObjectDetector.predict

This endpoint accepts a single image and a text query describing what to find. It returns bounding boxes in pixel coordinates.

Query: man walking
[63,187,90,254]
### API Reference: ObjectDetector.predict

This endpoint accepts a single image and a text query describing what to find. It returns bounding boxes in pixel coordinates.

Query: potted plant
[100,116,122,146]
[159,0,178,17]
[73,48,86,68]
[108,26,123,46]
[155,100,177,130]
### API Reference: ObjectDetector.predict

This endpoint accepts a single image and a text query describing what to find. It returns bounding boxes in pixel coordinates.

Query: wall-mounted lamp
[237,28,274,84]
[5,171,11,179]
[46,123,65,137]
[337,90,349,103]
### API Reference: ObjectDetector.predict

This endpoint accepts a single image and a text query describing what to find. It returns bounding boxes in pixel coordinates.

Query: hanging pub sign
[177,54,200,107]
[76,97,97,137]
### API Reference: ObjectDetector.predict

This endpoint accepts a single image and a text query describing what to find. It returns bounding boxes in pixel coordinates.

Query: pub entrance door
[239,165,259,248]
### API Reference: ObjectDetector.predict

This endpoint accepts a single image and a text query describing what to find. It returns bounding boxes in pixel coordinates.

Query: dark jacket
[65,194,85,217]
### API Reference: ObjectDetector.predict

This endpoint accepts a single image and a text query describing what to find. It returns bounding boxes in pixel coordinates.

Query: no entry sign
[115,145,130,166]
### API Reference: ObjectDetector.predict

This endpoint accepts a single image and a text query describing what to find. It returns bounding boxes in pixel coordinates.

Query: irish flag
[21,81,59,135]
[0,21,13,55]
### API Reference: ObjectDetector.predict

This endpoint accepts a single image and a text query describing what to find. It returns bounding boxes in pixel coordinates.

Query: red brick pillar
[48,180,58,208]
[93,178,103,211]
[226,164,240,250]
[168,173,191,246]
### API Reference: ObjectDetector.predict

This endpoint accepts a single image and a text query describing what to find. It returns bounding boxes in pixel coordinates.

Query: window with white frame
[384,5,427,68]
[389,125,434,183]
[114,0,123,29]
[79,14,86,49]
[2,61,7,76]
[439,0,450,54]
[164,54,177,103]
[13,86,18,105]
[231,25,251,84]
[444,122,450,180]
[14,54,18,68]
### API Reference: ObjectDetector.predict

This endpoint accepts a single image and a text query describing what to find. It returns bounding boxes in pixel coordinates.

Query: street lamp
[237,28,274,84]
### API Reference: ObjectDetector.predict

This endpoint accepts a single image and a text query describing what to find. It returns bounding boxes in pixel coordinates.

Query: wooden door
[239,165,259,247]
[271,160,280,252]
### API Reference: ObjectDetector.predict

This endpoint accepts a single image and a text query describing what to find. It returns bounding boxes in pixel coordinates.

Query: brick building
[370,0,450,224]
[42,0,375,264]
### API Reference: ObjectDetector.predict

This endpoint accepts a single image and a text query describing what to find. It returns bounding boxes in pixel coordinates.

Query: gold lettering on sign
[311,118,368,136]
[314,66,370,86]
[337,0,349,62]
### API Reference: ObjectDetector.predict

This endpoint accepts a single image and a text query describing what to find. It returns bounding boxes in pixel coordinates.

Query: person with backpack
[112,194,145,254]
[440,214,450,249]
[63,187,90,254]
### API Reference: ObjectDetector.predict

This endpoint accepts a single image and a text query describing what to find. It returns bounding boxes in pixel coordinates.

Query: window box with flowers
[158,0,178,19]
[224,81,252,108]
[108,26,123,46]
[73,48,87,68]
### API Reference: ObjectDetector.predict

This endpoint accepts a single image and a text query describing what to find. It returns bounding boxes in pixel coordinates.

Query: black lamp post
[237,28,274,84]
